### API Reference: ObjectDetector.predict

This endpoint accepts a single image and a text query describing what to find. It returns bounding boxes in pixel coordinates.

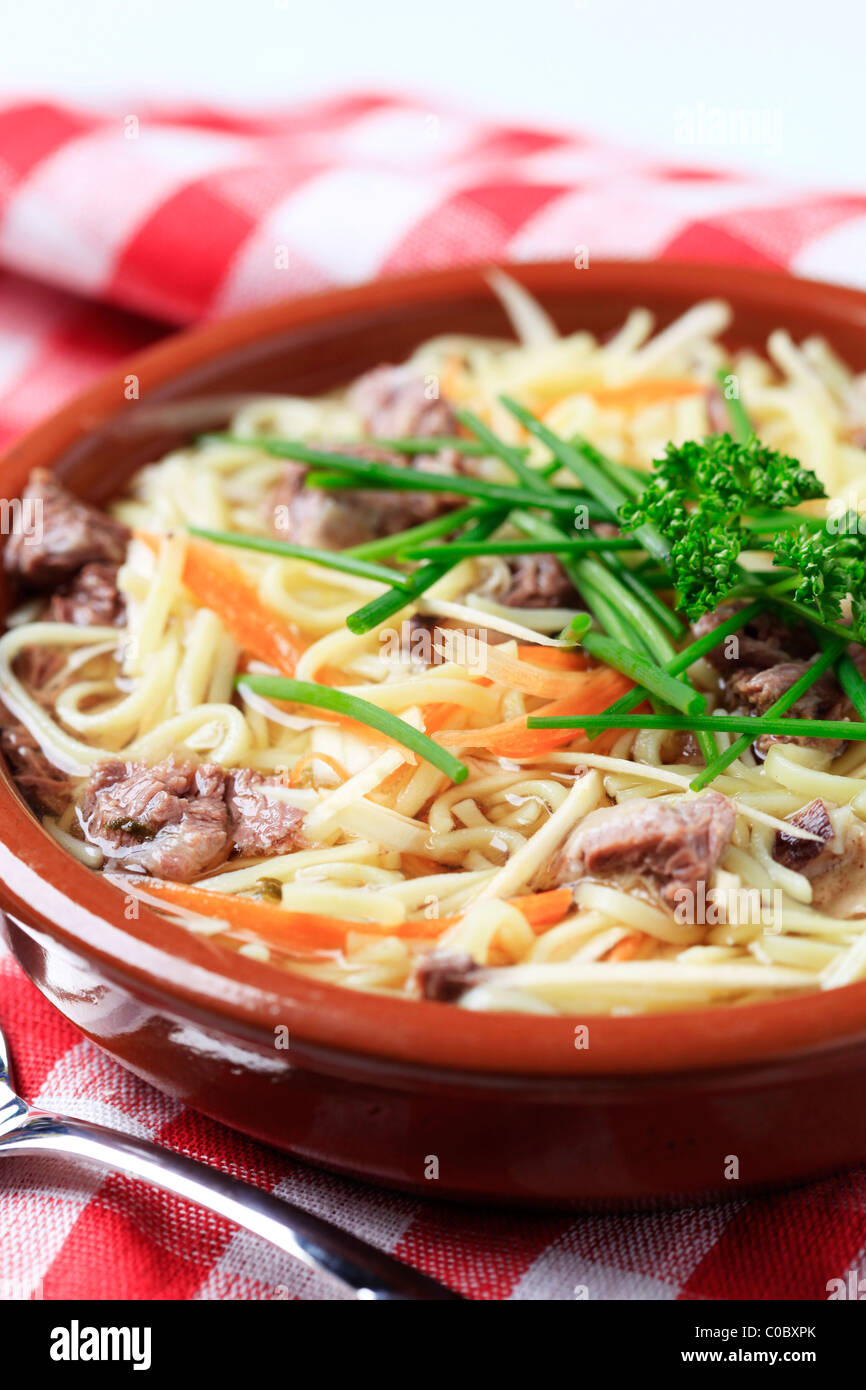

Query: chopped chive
[507,497,686,715]
[236,675,468,783]
[210,433,589,515]
[580,631,706,715]
[498,396,671,564]
[401,536,638,560]
[813,625,866,724]
[572,436,647,500]
[715,366,752,442]
[509,509,657,659]
[577,568,657,659]
[368,435,528,458]
[527,712,866,740]
[575,463,686,645]
[347,503,489,560]
[689,637,847,790]
[577,556,677,666]
[564,454,679,636]
[600,550,685,639]
[345,507,507,635]
[493,440,703,744]
[594,599,768,728]
[565,613,593,642]
[306,467,611,522]
[833,653,866,723]
[455,408,551,495]
[304,470,364,489]
[188,526,411,588]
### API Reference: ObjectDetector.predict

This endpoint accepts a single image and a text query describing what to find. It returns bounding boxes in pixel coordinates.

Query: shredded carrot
[439,353,467,403]
[515,645,592,670]
[540,378,703,417]
[391,888,573,938]
[136,530,305,677]
[398,888,572,938]
[509,886,574,931]
[477,642,594,698]
[123,877,439,951]
[587,378,703,411]
[422,702,460,735]
[606,931,648,962]
[438,666,633,758]
[124,879,573,954]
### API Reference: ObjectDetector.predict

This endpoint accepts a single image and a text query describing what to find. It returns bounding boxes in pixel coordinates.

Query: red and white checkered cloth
[2,93,866,1301]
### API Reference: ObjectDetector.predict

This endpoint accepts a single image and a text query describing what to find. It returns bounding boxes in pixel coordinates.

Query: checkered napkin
[1,93,866,1301]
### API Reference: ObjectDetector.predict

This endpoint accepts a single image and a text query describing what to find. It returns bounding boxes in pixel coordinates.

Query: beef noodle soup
[3,278,866,1014]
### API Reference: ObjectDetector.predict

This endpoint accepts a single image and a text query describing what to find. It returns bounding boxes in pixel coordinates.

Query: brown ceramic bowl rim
[4,258,866,1081]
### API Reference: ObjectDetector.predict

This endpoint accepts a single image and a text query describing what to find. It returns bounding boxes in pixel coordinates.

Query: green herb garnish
[400,536,637,560]
[618,433,827,619]
[579,632,705,716]
[107,818,156,841]
[346,503,489,560]
[254,877,284,902]
[715,365,753,442]
[689,637,846,790]
[208,434,592,516]
[345,507,507,635]
[773,523,866,642]
[528,712,866,741]
[498,395,671,564]
[591,599,767,731]
[236,675,468,784]
[188,526,412,588]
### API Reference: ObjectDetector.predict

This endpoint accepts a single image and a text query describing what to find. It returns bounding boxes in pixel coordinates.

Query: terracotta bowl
[3,260,866,1210]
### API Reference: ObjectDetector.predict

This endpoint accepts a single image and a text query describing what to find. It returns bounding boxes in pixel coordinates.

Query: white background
[0,0,861,189]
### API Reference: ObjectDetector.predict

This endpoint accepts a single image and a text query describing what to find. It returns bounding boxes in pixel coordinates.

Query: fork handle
[0,1112,460,1300]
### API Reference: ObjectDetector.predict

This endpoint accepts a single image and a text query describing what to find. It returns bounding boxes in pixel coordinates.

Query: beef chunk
[80,758,232,881]
[670,731,703,766]
[800,821,866,915]
[773,798,834,871]
[503,553,579,609]
[551,791,736,907]
[774,809,866,916]
[348,364,458,440]
[693,604,853,758]
[412,951,486,1003]
[726,661,817,715]
[0,721,72,816]
[48,562,126,626]
[80,757,307,880]
[691,604,816,673]
[4,469,129,587]
[226,768,306,856]
[725,662,850,757]
[267,366,467,550]
[269,446,456,550]
[724,662,785,713]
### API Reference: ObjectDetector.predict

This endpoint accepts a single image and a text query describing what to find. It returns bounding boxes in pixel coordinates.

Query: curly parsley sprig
[774,523,866,642]
[619,434,828,619]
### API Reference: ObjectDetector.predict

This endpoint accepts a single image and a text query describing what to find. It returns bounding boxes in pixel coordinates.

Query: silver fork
[0,1021,460,1300]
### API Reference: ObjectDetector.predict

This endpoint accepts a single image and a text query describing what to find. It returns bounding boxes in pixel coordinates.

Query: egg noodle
[4,281,866,1014]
